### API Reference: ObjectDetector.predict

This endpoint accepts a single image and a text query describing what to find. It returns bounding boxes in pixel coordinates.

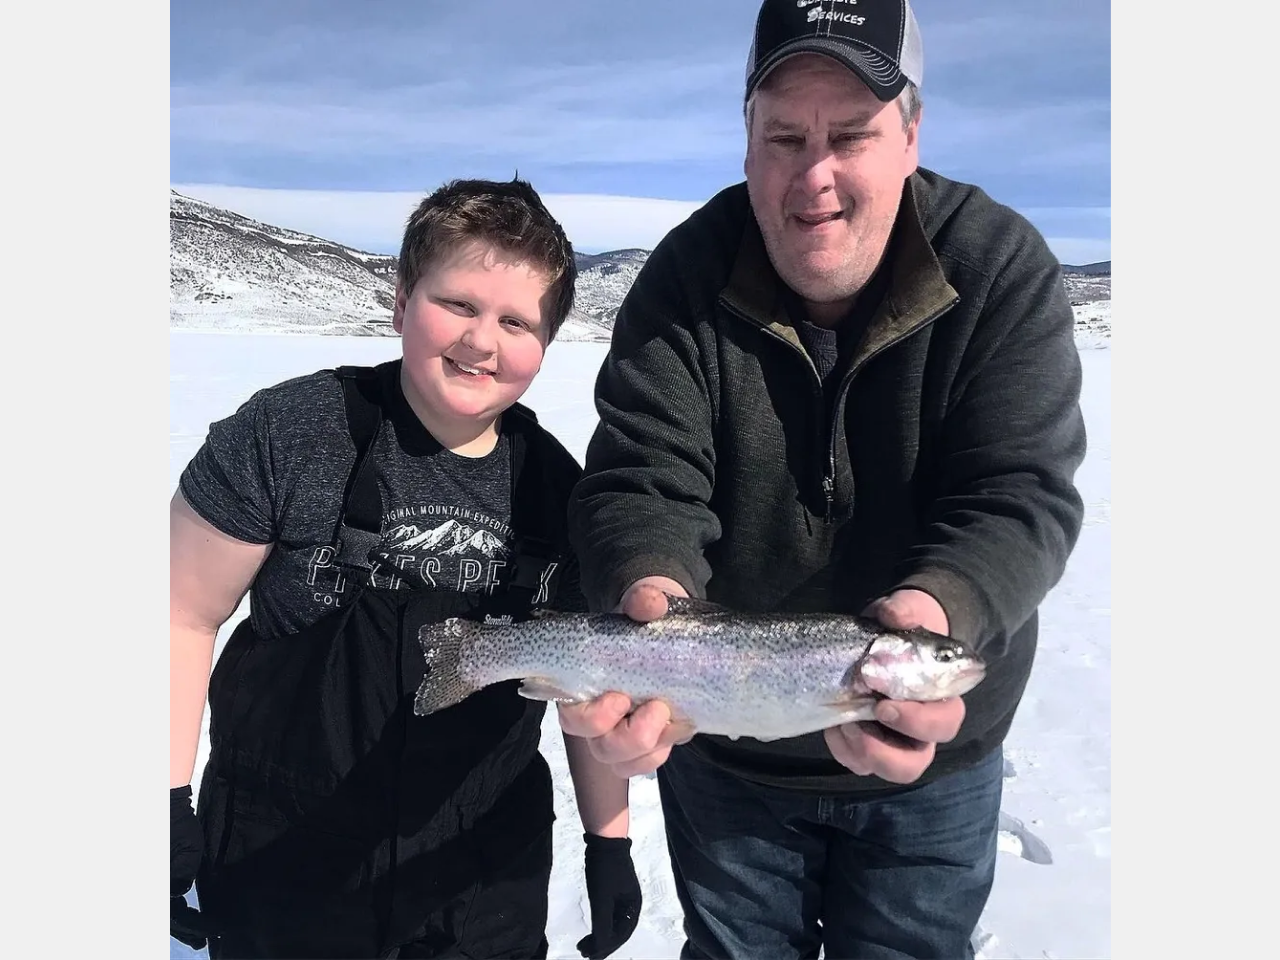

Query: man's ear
[902,107,922,178]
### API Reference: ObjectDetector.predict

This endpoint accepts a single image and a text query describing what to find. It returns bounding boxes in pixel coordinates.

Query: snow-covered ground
[170,329,1110,959]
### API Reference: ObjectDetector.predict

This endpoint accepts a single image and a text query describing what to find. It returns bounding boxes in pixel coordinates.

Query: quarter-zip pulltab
[736,313,830,520]
[725,297,961,525]
[824,295,962,511]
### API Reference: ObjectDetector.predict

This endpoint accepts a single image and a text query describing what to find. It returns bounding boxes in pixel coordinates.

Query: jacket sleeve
[568,245,722,612]
[894,233,1088,655]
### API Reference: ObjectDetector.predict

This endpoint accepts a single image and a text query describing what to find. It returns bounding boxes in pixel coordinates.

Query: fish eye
[933,644,959,663]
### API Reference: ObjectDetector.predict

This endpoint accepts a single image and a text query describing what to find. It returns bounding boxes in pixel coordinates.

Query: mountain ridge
[170,191,1110,345]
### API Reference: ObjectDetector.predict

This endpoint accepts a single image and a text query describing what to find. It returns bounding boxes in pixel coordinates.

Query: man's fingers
[861,589,949,635]
[874,697,966,744]
[592,702,683,779]
[864,735,936,784]
[558,692,690,778]
[583,699,675,766]
[824,725,873,776]
[619,583,671,622]
[609,745,676,779]
[858,719,928,752]
[664,719,697,746]
[827,721,937,784]
[862,594,912,628]
[557,692,633,738]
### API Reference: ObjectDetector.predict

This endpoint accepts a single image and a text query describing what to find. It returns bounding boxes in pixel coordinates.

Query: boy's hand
[171,785,220,949]
[577,833,642,959]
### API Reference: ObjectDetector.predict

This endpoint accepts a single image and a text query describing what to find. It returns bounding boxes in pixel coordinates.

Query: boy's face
[392,240,553,449]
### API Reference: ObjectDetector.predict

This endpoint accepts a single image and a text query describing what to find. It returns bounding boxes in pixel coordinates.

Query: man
[560,1,1087,958]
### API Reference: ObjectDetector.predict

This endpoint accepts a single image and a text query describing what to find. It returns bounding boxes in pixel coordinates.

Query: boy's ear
[392,282,408,334]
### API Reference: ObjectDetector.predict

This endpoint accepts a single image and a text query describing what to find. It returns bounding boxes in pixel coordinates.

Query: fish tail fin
[413,617,483,716]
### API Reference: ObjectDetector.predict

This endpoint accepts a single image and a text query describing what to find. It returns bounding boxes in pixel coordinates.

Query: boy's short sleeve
[179,389,281,545]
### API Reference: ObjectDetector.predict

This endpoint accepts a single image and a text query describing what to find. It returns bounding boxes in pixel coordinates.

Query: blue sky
[170,0,1110,263]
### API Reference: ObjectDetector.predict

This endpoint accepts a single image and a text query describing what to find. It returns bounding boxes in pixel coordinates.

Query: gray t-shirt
[180,366,520,639]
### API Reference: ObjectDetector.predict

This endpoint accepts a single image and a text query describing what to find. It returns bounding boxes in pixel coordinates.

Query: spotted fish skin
[413,597,986,742]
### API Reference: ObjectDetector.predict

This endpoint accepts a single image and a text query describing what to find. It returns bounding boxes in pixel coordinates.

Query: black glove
[171,785,220,950]
[576,833,642,960]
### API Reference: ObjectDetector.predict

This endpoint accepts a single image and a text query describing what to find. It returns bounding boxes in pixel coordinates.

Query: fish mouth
[947,662,987,694]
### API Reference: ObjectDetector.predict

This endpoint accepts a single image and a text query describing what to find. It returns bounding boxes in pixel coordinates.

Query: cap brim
[746,38,907,103]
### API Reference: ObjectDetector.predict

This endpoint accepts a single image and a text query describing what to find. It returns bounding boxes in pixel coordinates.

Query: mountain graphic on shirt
[384,519,508,558]
[444,527,507,558]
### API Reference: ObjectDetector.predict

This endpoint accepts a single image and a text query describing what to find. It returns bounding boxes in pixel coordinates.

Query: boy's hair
[398,177,578,342]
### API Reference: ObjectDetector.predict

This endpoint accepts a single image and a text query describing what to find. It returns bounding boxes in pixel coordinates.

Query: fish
[412,596,986,741]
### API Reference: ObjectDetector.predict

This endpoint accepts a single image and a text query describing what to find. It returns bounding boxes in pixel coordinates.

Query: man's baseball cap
[745,0,924,103]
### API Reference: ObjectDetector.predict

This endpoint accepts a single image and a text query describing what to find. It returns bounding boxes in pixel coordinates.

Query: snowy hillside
[170,191,398,337]
[565,248,651,338]
[170,192,1111,345]
[1061,264,1111,349]
[1071,300,1111,349]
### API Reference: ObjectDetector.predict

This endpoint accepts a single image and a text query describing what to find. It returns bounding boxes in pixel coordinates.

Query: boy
[171,178,640,959]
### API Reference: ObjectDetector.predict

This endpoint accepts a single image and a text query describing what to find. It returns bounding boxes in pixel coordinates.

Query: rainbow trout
[412,596,986,741]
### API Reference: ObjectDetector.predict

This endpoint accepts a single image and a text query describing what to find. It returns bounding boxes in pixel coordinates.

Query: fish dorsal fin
[666,595,734,617]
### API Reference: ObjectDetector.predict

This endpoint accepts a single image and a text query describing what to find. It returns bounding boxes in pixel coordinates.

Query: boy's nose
[460,317,498,353]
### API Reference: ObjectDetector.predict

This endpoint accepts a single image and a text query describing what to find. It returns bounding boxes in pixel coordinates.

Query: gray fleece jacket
[568,167,1087,794]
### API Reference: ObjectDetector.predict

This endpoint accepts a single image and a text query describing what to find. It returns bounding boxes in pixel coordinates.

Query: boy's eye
[433,297,475,314]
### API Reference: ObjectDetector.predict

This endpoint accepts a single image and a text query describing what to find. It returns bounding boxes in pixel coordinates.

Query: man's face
[744,53,920,324]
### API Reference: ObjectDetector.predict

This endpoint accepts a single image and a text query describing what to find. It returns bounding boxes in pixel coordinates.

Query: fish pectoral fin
[517,677,583,703]
[816,698,880,725]
[821,692,877,706]
[665,595,734,617]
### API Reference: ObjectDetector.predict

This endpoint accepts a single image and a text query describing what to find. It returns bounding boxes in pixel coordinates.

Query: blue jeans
[656,744,1004,960]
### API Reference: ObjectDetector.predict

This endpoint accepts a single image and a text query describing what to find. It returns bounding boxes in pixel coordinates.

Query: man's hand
[556,577,696,778]
[824,589,967,784]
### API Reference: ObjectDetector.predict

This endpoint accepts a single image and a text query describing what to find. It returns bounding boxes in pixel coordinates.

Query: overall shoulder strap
[332,365,385,570]
[502,418,567,612]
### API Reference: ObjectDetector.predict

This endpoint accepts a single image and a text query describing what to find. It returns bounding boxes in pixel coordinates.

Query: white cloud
[169,55,745,166]
[171,183,1109,264]
[170,183,708,254]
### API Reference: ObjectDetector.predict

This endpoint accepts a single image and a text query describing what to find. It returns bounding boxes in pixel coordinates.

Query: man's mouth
[445,357,494,378]
[793,210,844,226]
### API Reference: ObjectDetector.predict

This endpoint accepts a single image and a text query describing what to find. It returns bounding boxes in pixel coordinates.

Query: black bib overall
[194,364,572,959]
